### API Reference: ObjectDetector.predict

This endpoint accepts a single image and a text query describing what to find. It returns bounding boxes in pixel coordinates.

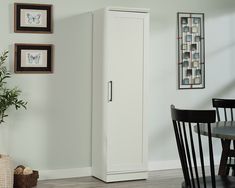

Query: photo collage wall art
[177,12,205,89]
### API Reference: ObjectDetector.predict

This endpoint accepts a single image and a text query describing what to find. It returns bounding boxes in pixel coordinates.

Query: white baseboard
[39,167,91,180]
[38,156,221,180]
[38,161,182,181]
[148,160,181,171]
[148,155,221,171]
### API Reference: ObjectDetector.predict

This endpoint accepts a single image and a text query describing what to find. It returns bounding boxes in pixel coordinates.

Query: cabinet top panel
[96,7,150,13]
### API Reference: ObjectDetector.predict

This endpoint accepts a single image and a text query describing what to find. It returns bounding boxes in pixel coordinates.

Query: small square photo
[195,36,201,42]
[186,69,192,76]
[183,61,189,67]
[183,52,190,59]
[182,61,189,67]
[186,35,192,42]
[192,61,199,68]
[182,78,190,85]
[192,26,198,33]
[193,17,201,24]
[191,44,197,51]
[181,17,188,24]
[182,44,188,50]
[194,77,201,84]
[193,53,200,59]
[183,26,190,32]
[195,69,202,76]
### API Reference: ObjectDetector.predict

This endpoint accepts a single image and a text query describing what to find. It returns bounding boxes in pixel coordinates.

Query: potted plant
[0,50,27,188]
[0,50,27,123]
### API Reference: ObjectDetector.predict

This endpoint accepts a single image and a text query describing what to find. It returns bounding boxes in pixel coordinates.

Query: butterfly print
[27,13,41,24]
[28,54,41,64]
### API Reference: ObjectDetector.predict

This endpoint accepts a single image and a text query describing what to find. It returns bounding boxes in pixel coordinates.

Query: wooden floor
[36,169,183,188]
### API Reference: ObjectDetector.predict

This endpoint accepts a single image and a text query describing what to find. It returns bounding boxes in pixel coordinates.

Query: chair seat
[182,176,235,188]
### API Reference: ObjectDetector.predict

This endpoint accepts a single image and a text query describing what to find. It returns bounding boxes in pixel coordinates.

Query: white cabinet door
[105,11,147,173]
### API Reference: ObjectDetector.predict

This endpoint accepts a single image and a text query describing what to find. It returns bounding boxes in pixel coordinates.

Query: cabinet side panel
[142,13,149,172]
[92,9,106,179]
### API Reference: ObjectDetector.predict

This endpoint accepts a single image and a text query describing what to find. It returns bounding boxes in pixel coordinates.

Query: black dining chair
[212,98,235,176]
[171,105,235,187]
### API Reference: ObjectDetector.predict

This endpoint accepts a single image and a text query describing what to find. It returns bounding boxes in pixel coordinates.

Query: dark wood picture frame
[14,3,52,33]
[14,44,53,73]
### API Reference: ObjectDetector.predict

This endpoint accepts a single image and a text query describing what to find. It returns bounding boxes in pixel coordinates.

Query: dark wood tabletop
[195,121,235,140]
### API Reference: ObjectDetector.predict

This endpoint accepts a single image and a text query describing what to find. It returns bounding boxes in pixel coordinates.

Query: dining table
[195,121,235,176]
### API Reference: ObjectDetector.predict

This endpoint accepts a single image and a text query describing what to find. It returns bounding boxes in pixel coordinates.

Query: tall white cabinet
[92,7,149,182]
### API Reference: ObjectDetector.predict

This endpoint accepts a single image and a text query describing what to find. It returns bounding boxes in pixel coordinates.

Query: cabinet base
[93,171,148,182]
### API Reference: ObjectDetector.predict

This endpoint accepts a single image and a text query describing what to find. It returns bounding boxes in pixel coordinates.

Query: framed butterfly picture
[14,44,53,73]
[14,3,52,33]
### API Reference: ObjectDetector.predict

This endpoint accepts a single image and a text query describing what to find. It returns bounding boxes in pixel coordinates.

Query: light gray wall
[0,0,235,171]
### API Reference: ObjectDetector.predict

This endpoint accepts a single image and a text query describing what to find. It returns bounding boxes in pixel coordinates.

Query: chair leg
[226,166,230,176]
[219,139,231,176]
[228,141,235,176]
[232,166,235,176]
[227,157,232,175]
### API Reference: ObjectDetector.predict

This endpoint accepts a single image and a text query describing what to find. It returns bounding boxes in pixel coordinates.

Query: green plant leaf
[0,50,27,124]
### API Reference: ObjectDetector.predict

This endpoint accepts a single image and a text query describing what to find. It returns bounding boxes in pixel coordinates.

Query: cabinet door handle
[108,81,112,102]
